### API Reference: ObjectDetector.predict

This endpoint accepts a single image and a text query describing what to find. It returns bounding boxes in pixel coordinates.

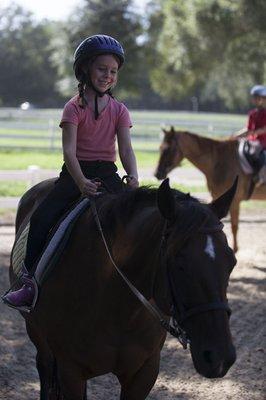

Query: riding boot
[2,273,36,309]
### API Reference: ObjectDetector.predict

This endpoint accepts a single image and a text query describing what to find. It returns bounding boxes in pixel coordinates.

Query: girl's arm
[231,127,248,138]
[117,127,139,188]
[61,122,100,196]
[252,127,266,136]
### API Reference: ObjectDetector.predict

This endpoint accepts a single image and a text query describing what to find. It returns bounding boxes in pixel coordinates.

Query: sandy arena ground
[0,208,265,400]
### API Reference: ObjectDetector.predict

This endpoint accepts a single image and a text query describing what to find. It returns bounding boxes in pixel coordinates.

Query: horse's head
[157,178,238,378]
[155,127,184,180]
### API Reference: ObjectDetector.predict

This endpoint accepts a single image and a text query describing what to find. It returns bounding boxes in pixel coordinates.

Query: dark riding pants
[25,161,124,275]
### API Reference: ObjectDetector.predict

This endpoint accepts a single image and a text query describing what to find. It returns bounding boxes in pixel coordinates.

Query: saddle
[238,139,265,175]
[12,177,129,286]
[12,197,91,285]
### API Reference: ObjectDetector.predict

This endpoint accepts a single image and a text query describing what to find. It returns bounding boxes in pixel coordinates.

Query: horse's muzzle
[191,344,236,379]
[154,170,167,180]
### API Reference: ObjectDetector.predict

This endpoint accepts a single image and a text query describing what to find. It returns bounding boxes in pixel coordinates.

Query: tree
[148,0,266,111]
[64,0,143,100]
[0,3,63,107]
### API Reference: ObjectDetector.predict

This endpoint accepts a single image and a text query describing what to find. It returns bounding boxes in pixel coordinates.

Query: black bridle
[158,219,231,348]
[90,197,231,350]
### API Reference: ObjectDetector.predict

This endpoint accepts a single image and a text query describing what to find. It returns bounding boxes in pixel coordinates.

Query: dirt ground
[0,207,265,400]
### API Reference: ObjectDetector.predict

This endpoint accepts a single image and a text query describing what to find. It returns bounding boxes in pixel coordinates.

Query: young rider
[234,85,266,184]
[3,34,139,310]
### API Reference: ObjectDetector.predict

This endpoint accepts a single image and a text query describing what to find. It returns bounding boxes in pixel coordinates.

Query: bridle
[160,220,231,348]
[90,196,231,350]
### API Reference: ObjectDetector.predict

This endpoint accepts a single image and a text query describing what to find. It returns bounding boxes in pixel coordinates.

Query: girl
[235,85,266,185]
[3,34,139,310]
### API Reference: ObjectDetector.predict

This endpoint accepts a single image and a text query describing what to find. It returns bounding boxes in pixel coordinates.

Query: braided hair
[77,80,88,109]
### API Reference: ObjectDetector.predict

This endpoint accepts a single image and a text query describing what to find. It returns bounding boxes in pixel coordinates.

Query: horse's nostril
[203,350,213,364]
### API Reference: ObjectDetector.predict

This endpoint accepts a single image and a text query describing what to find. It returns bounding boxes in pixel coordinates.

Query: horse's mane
[97,186,214,234]
[180,130,237,151]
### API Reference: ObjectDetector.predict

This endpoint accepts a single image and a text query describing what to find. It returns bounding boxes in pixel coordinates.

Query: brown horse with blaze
[9,177,237,399]
[155,127,266,252]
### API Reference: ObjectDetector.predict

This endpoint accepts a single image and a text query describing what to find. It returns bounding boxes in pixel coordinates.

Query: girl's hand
[79,178,101,197]
[126,175,139,189]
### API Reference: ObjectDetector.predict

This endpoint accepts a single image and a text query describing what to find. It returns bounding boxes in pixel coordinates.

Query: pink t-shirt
[59,95,132,161]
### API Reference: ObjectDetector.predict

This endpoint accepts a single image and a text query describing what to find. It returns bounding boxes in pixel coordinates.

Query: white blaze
[205,235,216,259]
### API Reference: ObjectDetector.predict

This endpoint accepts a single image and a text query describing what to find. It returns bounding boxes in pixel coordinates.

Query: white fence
[0,108,246,151]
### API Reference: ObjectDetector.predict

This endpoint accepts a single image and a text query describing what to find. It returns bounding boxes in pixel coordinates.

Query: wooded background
[0,0,265,112]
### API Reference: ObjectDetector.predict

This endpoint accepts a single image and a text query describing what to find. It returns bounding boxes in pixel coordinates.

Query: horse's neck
[116,212,171,311]
[180,133,215,175]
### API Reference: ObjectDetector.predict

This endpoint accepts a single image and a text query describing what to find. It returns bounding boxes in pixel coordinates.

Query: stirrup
[1,272,39,313]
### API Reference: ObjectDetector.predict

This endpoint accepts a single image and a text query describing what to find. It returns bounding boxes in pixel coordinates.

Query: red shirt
[247,108,266,148]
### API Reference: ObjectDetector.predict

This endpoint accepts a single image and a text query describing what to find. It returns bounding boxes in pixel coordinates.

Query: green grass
[0,181,28,196]
[0,149,192,170]
[1,180,265,210]
[0,150,64,169]
[0,179,205,197]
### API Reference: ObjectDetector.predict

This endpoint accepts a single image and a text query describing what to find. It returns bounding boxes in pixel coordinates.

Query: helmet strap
[94,95,99,120]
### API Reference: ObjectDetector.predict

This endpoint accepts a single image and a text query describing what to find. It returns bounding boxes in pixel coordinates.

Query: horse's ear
[157,178,176,220]
[209,177,238,219]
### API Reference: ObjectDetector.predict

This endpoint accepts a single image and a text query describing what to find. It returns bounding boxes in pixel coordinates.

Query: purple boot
[2,274,36,311]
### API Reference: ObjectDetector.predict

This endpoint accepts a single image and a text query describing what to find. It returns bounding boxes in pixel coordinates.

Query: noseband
[91,198,231,350]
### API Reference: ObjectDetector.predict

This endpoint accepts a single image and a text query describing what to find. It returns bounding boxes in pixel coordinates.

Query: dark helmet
[250,85,266,97]
[73,34,125,81]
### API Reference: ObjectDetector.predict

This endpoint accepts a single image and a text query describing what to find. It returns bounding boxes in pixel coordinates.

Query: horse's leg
[118,352,160,400]
[230,202,240,253]
[56,361,87,400]
[25,321,58,400]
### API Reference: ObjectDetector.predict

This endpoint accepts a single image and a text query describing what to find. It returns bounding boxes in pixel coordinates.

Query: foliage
[0,3,63,107]
[0,1,265,111]
[64,0,144,99]
[148,0,266,111]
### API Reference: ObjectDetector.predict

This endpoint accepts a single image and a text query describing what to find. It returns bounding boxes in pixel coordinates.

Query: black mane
[97,185,216,234]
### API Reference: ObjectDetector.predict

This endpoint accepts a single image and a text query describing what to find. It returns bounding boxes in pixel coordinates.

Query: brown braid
[78,80,88,108]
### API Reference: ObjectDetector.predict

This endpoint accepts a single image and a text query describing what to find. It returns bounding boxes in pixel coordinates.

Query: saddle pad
[12,197,90,283]
[12,222,30,277]
[238,139,253,175]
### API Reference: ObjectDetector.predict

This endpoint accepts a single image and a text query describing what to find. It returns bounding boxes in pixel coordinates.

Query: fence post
[27,165,40,189]
[49,119,55,151]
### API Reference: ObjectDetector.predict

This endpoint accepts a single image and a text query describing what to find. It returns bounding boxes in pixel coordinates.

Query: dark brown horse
[10,178,237,399]
[155,127,266,252]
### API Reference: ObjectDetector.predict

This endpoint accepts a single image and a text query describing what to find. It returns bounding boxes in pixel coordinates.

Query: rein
[90,197,187,348]
[90,196,230,350]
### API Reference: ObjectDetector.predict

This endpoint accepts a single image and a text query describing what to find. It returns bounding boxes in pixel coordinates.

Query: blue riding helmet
[73,34,125,81]
[250,85,266,97]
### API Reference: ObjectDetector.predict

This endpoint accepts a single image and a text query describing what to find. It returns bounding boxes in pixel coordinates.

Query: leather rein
[90,196,231,350]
